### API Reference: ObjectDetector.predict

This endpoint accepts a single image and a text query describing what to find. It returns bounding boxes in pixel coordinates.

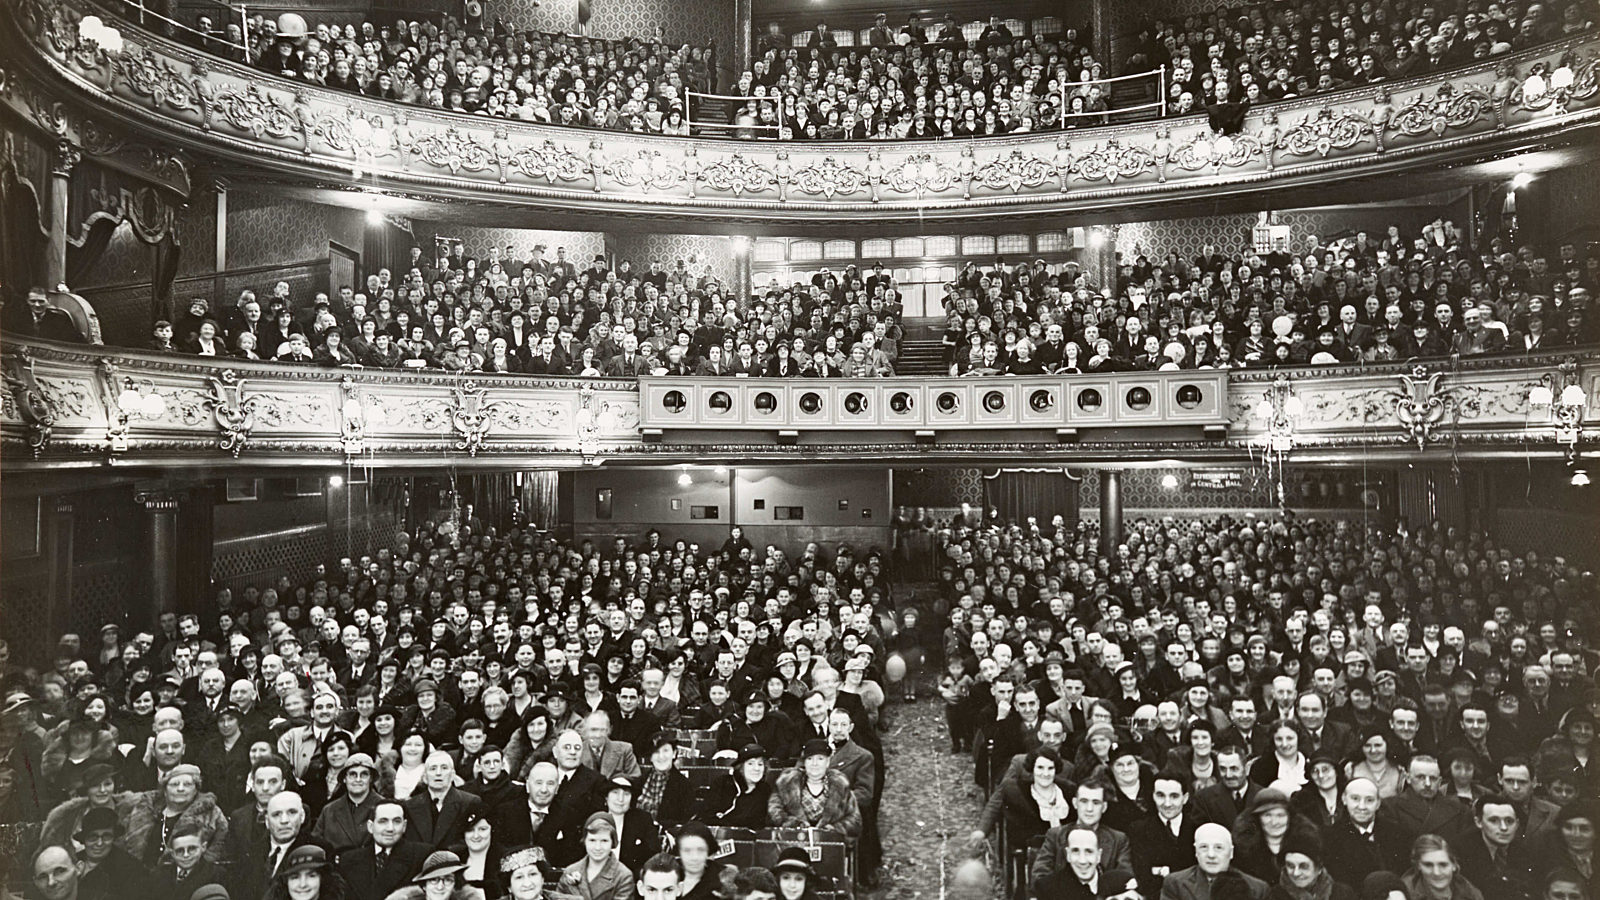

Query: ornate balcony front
[4,338,1596,469]
[7,0,1600,226]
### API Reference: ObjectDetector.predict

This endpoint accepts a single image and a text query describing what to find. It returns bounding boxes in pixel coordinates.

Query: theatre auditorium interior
[7,0,1600,899]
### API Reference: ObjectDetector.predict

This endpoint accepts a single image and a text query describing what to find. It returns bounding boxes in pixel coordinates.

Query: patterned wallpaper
[1115,197,1471,264]
[227,191,365,269]
[411,221,605,267]
[609,232,739,290]
[484,0,738,55]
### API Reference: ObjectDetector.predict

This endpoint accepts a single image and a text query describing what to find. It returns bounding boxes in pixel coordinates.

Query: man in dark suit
[401,750,484,850]
[827,708,876,813]
[1336,304,1373,354]
[8,287,85,342]
[1128,775,1199,895]
[1160,823,1270,900]
[230,791,326,900]
[340,800,430,900]
[1455,794,1536,900]
[1297,692,1354,761]
[611,681,660,759]
[1193,747,1259,826]
[1323,778,1410,887]
[604,335,649,377]
[492,762,583,866]
[551,728,606,817]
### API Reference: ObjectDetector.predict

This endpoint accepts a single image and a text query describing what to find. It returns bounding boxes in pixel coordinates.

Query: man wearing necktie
[340,800,429,900]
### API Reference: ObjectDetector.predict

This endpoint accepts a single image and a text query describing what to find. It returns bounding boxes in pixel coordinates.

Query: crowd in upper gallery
[133,0,1596,140]
[11,212,1597,378]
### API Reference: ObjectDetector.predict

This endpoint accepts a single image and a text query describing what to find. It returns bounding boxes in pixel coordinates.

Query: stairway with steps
[1107,76,1161,124]
[895,339,949,376]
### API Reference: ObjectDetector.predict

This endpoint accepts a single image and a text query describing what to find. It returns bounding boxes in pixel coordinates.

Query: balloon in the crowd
[950,858,992,900]
[276,13,307,38]
[884,653,907,683]
[1272,314,1294,337]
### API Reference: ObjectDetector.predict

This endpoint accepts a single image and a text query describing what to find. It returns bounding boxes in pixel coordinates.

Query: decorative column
[734,0,753,75]
[213,176,229,298]
[1090,0,1115,77]
[1098,469,1122,555]
[45,140,81,289]
[138,490,181,622]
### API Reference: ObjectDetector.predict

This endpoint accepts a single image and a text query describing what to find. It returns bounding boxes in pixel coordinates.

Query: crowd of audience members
[138,0,1597,141]
[136,241,909,377]
[940,220,1598,376]
[0,515,900,900]
[114,213,1598,378]
[1124,0,1596,118]
[3,491,1599,900]
[937,510,1598,900]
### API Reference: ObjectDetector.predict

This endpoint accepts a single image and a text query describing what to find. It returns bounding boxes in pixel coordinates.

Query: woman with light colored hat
[383,849,483,900]
[311,752,380,854]
[116,763,228,866]
[265,845,348,900]
[498,846,555,900]
[559,813,635,900]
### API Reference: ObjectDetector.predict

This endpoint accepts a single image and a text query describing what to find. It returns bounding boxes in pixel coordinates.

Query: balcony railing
[3,337,1594,468]
[7,0,1600,223]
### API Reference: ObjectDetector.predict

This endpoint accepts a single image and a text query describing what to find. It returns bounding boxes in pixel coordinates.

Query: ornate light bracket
[577,385,601,462]
[1528,357,1588,462]
[1390,365,1468,451]
[339,375,386,460]
[450,380,501,457]
[97,357,127,451]
[203,369,258,457]
[3,346,56,458]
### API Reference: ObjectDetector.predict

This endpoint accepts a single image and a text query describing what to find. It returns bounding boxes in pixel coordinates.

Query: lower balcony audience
[2,502,1594,899]
[104,214,1597,379]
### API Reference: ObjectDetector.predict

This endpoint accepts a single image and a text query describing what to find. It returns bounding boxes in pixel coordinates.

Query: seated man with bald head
[1159,823,1269,900]
[401,750,484,850]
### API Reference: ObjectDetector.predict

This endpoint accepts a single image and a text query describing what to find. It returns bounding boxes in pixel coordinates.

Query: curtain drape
[65,217,119,287]
[982,469,1080,529]
[150,235,182,326]
[362,217,412,284]
[0,173,46,293]
[522,470,560,532]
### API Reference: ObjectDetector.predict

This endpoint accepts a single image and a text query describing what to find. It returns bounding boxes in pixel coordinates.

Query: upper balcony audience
[124,0,1596,141]
[1125,0,1596,117]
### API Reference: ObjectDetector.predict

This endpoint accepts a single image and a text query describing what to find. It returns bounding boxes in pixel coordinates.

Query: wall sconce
[1253,374,1304,452]
[340,377,386,458]
[99,361,164,452]
[1528,359,1587,461]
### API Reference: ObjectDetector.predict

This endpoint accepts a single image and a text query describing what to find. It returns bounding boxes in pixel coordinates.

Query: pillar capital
[50,140,81,178]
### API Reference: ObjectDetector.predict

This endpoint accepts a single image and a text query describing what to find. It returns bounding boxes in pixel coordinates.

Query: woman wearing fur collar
[114,763,229,866]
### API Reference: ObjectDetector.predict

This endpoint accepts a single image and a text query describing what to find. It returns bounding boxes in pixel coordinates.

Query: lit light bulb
[1559,384,1586,408]
[1529,384,1554,406]
[1160,473,1179,490]
[1571,469,1590,487]
[1285,396,1304,417]
[140,392,165,418]
[366,208,384,225]
[713,465,728,477]
[1512,171,1534,190]
[328,474,345,489]
[677,471,692,487]
[1254,398,1275,420]
[117,387,142,412]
